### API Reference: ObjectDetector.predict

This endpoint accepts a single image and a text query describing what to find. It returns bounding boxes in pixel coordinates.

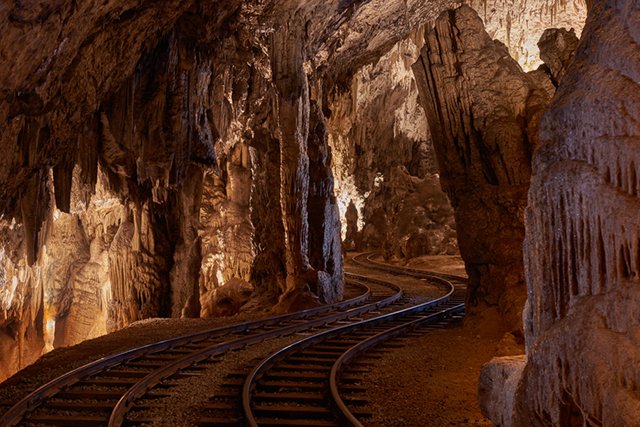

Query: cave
[2,0,638,425]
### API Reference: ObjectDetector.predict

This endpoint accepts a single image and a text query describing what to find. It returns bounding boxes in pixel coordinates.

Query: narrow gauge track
[0,276,401,427]
[351,251,468,286]
[240,254,467,427]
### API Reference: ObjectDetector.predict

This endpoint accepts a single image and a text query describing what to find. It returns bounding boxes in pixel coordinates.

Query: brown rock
[538,28,580,84]
[465,0,586,69]
[200,278,253,318]
[514,0,640,424]
[412,5,555,332]
[478,355,526,426]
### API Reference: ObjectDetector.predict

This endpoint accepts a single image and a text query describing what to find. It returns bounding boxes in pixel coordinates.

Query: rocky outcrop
[412,5,555,331]
[465,0,587,70]
[0,169,123,377]
[360,166,458,258]
[478,355,526,426]
[538,28,580,85]
[510,0,640,424]
[326,32,457,260]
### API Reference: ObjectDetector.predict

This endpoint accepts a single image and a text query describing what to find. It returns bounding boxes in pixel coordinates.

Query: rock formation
[326,33,458,260]
[0,0,594,400]
[537,27,580,85]
[465,0,587,69]
[412,5,556,331]
[0,0,467,380]
[515,0,640,424]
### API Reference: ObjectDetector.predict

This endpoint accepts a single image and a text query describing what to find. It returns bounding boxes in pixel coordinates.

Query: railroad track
[1,253,466,426]
[0,273,405,426]
[240,253,466,427]
[351,251,468,286]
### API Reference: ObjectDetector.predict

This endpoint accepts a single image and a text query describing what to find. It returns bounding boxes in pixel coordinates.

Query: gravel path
[354,253,503,426]
[361,321,499,426]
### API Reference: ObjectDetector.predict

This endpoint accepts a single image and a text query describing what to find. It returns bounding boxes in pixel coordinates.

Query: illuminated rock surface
[465,0,586,70]
[517,0,640,424]
[0,0,460,380]
[8,6,631,427]
[326,34,457,259]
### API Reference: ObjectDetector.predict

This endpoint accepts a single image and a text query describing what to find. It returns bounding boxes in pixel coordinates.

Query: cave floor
[1,254,503,426]
[347,254,498,426]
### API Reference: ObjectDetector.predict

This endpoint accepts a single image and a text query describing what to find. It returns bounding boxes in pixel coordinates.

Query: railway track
[351,252,468,286]
[241,253,466,427]
[1,253,466,426]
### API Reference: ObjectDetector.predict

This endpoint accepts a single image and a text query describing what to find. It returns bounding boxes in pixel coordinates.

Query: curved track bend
[1,252,466,426]
[241,253,466,427]
[1,274,403,426]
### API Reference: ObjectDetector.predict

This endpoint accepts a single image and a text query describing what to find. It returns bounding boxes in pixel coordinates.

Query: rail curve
[241,253,466,426]
[2,252,467,426]
[1,277,395,426]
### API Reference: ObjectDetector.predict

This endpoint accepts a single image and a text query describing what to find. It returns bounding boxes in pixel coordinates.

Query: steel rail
[330,290,466,426]
[107,275,403,426]
[1,278,374,426]
[241,273,456,427]
[353,251,468,283]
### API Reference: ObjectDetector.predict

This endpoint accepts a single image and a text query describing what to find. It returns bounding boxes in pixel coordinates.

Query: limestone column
[271,19,313,298]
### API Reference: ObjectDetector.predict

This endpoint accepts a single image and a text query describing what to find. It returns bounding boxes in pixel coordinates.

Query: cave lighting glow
[335,177,365,241]
[519,42,543,72]
[0,249,19,314]
[44,318,56,353]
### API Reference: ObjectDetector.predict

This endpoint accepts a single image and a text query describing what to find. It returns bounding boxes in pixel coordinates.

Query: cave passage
[4,0,640,426]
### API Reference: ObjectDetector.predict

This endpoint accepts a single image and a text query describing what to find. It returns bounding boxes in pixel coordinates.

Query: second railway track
[1,253,467,426]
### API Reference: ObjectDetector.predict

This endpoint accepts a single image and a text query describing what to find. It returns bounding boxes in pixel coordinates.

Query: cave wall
[323,0,587,262]
[0,0,590,387]
[513,0,640,424]
[464,0,587,70]
[325,33,458,259]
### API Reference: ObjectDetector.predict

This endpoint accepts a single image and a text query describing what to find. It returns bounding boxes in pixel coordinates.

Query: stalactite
[75,115,101,207]
[19,171,51,265]
[52,158,73,213]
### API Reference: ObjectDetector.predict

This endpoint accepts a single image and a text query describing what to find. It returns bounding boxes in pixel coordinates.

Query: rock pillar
[412,5,554,331]
[270,20,315,308]
[514,0,640,424]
